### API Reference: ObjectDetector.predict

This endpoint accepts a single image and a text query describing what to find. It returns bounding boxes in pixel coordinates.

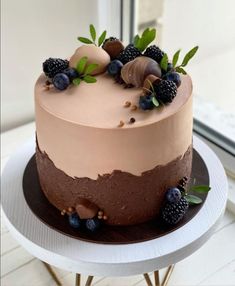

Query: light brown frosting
[35,74,193,179]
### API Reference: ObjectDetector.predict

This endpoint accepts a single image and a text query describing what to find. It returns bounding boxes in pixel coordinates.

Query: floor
[1,123,235,286]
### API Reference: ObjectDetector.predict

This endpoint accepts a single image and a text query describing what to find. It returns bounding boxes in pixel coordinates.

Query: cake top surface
[35,73,192,129]
[36,25,197,129]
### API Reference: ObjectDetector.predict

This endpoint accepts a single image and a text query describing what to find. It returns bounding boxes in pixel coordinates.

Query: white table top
[1,135,228,277]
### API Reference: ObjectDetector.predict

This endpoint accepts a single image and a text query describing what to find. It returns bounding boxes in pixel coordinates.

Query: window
[120,0,235,174]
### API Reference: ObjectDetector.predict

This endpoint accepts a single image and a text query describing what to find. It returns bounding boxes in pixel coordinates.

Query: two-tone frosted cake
[35,26,199,230]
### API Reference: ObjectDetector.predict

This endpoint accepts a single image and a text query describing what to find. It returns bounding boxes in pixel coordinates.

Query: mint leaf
[141,28,156,51]
[98,30,107,46]
[135,28,156,52]
[134,35,140,47]
[77,37,93,44]
[152,96,160,107]
[73,78,82,85]
[185,194,202,205]
[83,75,97,83]
[160,53,168,71]
[175,66,187,74]
[89,24,96,42]
[190,185,211,194]
[181,46,199,67]
[76,57,88,74]
[84,63,99,75]
[172,49,181,67]
[142,28,150,38]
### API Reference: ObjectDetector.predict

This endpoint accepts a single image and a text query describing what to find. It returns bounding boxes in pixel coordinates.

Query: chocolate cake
[35,26,199,228]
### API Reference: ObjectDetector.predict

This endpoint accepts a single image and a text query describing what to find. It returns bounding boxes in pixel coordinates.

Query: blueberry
[107,60,123,76]
[63,68,78,82]
[163,72,181,87]
[85,218,101,232]
[68,213,82,229]
[165,187,182,204]
[139,94,154,110]
[53,73,70,90]
[167,63,173,72]
[162,63,174,75]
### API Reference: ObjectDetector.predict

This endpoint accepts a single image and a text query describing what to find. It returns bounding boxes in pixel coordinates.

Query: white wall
[1,0,120,132]
[161,0,235,114]
[162,0,235,59]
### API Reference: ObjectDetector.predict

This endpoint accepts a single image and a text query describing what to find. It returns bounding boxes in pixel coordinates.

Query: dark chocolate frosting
[36,142,192,226]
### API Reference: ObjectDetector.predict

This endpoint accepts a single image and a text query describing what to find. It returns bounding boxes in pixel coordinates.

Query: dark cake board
[23,149,209,244]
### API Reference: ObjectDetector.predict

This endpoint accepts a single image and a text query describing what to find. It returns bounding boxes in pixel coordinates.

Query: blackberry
[43,58,69,78]
[144,45,165,63]
[162,197,189,225]
[117,44,141,64]
[153,80,177,104]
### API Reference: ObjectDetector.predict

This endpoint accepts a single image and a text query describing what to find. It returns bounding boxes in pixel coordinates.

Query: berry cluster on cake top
[42,25,198,110]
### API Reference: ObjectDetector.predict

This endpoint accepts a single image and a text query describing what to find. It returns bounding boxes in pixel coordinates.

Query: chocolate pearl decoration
[131,105,137,111]
[118,120,125,127]
[124,101,131,107]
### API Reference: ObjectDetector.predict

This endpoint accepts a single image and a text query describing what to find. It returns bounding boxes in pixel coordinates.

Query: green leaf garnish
[78,24,107,47]
[152,96,160,107]
[77,37,93,44]
[172,49,181,68]
[76,57,88,74]
[190,185,211,194]
[89,24,96,42]
[160,53,168,71]
[181,46,199,67]
[84,63,99,75]
[73,78,82,85]
[83,75,97,83]
[73,55,98,86]
[134,35,140,47]
[185,194,202,205]
[98,30,107,46]
[134,28,156,52]
[175,66,187,74]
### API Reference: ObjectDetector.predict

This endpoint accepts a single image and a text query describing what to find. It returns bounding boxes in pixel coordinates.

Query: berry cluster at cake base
[59,176,210,233]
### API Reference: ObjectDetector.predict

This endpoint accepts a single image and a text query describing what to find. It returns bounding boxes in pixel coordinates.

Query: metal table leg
[75,273,81,286]
[41,259,174,286]
[144,273,153,286]
[85,276,94,286]
[154,270,160,286]
[161,265,175,286]
[42,262,62,286]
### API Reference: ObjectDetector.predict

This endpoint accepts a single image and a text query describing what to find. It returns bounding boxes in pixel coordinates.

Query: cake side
[35,75,193,179]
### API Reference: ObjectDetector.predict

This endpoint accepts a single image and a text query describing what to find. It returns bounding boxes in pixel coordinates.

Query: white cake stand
[1,136,228,286]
